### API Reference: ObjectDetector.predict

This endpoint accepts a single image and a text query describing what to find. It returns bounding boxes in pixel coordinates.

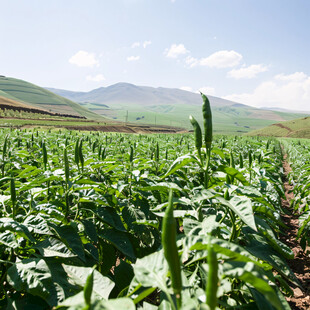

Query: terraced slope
[0,76,102,119]
[246,116,310,138]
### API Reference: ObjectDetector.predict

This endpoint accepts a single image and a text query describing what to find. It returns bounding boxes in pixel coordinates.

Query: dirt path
[280,155,310,309]
[274,123,293,133]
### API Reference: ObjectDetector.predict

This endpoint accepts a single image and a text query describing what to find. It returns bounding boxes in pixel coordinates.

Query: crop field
[282,139,310,250]
[0,95,308,309]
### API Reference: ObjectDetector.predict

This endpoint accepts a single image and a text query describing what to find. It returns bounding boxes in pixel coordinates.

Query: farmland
[0,95,308,309]
[247,116,310,139]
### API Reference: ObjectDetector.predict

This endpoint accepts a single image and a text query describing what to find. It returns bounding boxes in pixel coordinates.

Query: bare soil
[274,123,293,133]
[19,124,186,134]
[280,155,310,309]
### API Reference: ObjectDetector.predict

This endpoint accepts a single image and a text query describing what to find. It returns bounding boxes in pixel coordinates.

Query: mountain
[0,76,102,119]
[48,83,239,107]
[46,83,310,134]
[260,107,310,114]
[246,116,310,138]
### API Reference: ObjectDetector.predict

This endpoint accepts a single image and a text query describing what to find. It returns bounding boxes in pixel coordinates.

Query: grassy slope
[246,116,310,138]
[0,95,40,109]
[0,77,103,119]
[102,102,307,134]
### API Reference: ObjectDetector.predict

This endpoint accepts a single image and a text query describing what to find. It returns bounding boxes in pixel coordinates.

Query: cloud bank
[224,72,310,111]
[69,51,99,68]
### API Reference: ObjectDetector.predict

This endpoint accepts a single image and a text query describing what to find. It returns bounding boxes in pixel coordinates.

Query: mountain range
[0,76,308,134]
[47,83,309,134]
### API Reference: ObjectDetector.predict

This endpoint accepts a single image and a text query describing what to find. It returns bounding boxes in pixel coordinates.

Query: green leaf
[222,261,282,309]
[192,189,217,203]
[49,223,86,262]
[35,237,77,258]
[142,182,183,193]
[96,206,126,232]
[217,196,257,231]
[217,165,250,185]
[62,264,114,300]
[190,238,266,269]
[94,298,135,310]
[0,218,35,242]
[99,229,136,259]
[160,155,194,179]
[114,260,134,292]
[244,231,299,287]
[133,250,168,291]
[7,258,77,307]
[255,217,294,259]
[298,210,310,238]
[57,294,135,310]
[24,214,53,235]
[81,219,98,243]
[0,231,19,249]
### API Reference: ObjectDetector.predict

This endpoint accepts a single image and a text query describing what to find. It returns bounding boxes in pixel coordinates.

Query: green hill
[0,76,102,119]
[246,116,310,138]
[47,83,310,134]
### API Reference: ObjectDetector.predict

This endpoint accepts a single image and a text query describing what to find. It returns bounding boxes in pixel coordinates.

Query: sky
[1,0,310,111]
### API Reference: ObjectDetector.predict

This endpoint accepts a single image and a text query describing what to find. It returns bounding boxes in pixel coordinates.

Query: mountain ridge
[47,82,243,108]
[46,82,310,133]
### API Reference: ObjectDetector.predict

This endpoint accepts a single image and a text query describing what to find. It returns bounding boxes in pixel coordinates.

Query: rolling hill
[47,83,310,134]
[0,76,102,119]
[246,116,310,138]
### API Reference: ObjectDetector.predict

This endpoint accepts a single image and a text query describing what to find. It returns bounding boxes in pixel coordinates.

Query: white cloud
[143,40,152,48]
[200,50,242,68]
[227,64,268,79]
[275,72,307,82]
[131,42,140,48]
[224,72,310,111]
[199,86,216,96]
[86,74,105,82]
[69,50,99,68]
[164,44,189,58]
[185,56,199,68]
[127,55,140,61]
[131,40,151,49]
[180,86,193,92]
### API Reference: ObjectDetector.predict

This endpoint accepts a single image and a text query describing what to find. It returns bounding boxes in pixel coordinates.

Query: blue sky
[1,0,310,111]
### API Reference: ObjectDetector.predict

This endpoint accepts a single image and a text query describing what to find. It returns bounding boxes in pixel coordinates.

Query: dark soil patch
[0,103,86,119]
[32,124,185,134]
[0,116,91,122]
[280,155,310,309]
[274,123,293,133]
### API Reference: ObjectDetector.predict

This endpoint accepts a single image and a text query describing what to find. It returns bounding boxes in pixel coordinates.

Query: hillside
[246,116,310,138]
[47,83,310,134]
[0,76,102,119]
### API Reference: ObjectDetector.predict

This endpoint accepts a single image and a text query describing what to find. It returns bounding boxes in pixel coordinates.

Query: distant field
[107,103,306,134]
[246,116,310,138]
